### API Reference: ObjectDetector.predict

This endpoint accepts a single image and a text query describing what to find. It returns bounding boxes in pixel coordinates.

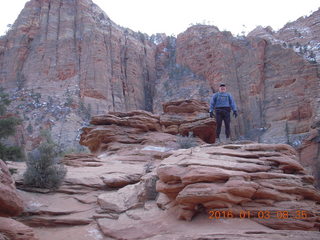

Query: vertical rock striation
[0,0,156,149]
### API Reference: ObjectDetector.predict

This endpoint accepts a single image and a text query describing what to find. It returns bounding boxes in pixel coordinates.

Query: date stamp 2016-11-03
[208,209,310,220]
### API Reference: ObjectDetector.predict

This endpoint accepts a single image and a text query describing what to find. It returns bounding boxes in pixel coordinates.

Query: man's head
[219,83,226,92]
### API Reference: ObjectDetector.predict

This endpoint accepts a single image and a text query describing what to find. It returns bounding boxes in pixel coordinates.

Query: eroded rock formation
[8,140,320,239]
[0,159,37,240]
[157,143,320,230]
[80,99,216,153]
[0,160,24,216]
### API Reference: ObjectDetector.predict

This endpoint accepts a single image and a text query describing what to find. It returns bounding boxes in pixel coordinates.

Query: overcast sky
[0,0,319,37]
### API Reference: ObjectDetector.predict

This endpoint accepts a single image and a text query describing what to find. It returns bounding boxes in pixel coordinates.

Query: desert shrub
[177,132,198,149]
[0,87,23,162]
[0,144,23,161]
[23,131,67,189]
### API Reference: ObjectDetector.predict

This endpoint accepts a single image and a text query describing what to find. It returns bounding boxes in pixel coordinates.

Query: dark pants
[215,107,231,139]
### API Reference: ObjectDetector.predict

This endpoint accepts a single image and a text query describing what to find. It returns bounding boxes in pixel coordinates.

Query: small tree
[0,87,23,161]
[23,130,67,189]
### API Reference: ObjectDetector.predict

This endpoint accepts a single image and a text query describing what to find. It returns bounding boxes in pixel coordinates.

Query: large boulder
[160,99,216,143]
[80,99,216,153]
[98,182,146,213]
[0,217,37,240]
[0,160,24,217]
[156,143,320,230]
[0,160,37,239]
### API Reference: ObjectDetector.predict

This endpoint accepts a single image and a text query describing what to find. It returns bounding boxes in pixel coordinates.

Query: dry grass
[0,233,10,240]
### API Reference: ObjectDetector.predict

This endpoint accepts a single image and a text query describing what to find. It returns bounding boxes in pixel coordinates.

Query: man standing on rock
[209,83,238,143]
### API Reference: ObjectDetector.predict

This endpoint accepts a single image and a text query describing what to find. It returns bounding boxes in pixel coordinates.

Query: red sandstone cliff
[0,0,319,168]
[0,0,156,150]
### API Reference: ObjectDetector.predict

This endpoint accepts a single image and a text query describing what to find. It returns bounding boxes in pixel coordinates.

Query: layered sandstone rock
[160,99,216,143]
[6,142,167,239]
[0,160,24,217]
[7,140,320,239]
[62,153,102,167]
[0,217,37,240]
[157,143,320,230]
[80,99,216,152]
[0,160,37,240]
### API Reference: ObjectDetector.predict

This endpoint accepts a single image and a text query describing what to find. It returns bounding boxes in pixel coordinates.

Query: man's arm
[229,94,237,112]
[209,94,217,112]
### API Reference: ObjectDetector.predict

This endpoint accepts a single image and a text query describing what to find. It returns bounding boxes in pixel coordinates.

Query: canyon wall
[0,0,319,158]
[0,0,156,150]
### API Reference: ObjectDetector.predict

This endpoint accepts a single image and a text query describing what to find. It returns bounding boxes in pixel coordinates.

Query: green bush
[177,132,199,149]
[0,143,23,161]
[0,87,23,162]
[23,131,67,189]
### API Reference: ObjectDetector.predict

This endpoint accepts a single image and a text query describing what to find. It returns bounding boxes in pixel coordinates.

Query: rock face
[246,10,320,186]
[297,125,320,188]
[0,160,24,217]
[80,99,216,153]
[248,9,320,63]
[174,25,319,144]
[61,153,102,167]
[152,36,212,113]
[157,143,320,231]
[0,217,37,240]
[0,160,38,240]
[0,0,156,150]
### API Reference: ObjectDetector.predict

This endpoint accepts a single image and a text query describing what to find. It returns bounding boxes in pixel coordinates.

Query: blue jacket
[210,92,237,112]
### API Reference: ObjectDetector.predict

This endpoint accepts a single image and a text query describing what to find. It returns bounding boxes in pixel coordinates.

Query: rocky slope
[5,103,320,239]
[8,150,320,239]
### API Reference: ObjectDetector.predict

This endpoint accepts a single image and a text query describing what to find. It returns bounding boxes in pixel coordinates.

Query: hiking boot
[215,138,221,144]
